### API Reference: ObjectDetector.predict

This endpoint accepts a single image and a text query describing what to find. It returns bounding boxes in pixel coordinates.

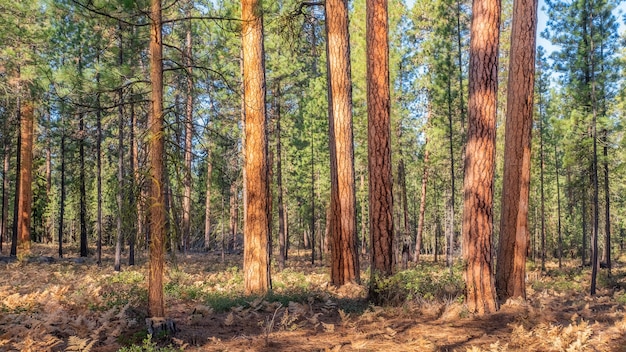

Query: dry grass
[0,244,625,351]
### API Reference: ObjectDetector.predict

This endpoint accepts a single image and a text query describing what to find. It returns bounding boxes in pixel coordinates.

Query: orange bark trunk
[242,0,271,295]
[496,0,538,301]
[462,0,500,315]
[17,101,34,255]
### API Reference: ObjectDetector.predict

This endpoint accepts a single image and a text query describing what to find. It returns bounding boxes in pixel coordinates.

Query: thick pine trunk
[148,0,166,318]
[242,0,271,295]
[462,0,500,315]
[495,0,537,301]
[326,0,360,286]
[367,0,393,283]
[17,101,34,255]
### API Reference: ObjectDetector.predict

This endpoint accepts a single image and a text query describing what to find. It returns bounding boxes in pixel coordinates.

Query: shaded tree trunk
[276,84,287,270]
[58,121,65,258]
[129,102,136,266]
[115,24,125,272]
[182,3,194,253]
[495,0,537,301]
[367,0,394,286]
[555,143,563,268]
[148,0,166,318]
[415,104,431,263]
[79,110,88,257]
[10,98,20,257]
[603,130,610,276]
[96,60,103,265]
[540,110,546,272]
[1,116,10,251]
[326,0,360,286]
[242,0,271,295]
[204,146,212,250]
[462,0,500,315]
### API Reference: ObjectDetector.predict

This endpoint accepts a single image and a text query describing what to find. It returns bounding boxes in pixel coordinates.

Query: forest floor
[0,244,626,351]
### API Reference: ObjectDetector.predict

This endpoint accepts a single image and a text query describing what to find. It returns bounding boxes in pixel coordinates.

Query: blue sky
[404,0,625,55]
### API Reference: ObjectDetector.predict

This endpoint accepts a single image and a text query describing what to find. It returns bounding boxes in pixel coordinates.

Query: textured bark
[182,3,194,253]
[10,99,20,257]
[276,85,287,270]
[326,0,360,286]
[58,123,65,258]
[495,0,537,301]
[415,105,431,263]
[229,181,238,251]
[79,110,88,258]
[148,0,166,318]
[1,118,10,251]
[603,130,610,275]
[128,102,136,266]
[446,53,456,272]
[367,0,393,280]
[540,109,546,272]
[115,25,124,272]
[96,64,103,265]
[462,0,500,315]
[17,101,34,255]
[204,146,212,250]
[242,0,270,295]
[555,143,563,268]
[45,111,52,244]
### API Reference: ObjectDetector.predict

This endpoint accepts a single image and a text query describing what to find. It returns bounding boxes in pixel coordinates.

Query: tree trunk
[79,110,88,257]
[115,24,125,272]
[129,102,136,266]
[367,0,393,285]
[462,0,500,315]
[96,61,103,265]
[326,0,360,286]
[603,130,610,276]
[589,8,600,295]
[1,117,10,251]
[205,146,212,250]
[58,122,65,258]
[17,100,34,255]
[45,110,52,244]
[182,2,194,253]
[242,0,271,295]
[148,0,166,318]
[446,52,456,273]
[276,84,287,270]
[555,143,563,268]
[229,181,238,252]
[10,98,20,257]
[540,110,546,272]
[415,104,431,263]
[582,190,587,267]
[495,0,537,301]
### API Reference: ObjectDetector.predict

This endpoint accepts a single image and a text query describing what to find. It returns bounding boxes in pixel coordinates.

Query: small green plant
[117,335,181,352]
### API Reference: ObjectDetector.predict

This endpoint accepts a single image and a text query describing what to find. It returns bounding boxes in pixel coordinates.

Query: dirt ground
[0,243,625,351]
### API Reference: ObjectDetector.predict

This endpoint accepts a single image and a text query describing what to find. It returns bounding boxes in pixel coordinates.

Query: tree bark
[129,102,136,266]
[115,24,125,272]
[1,116,10,251]
[276,84,287,270]
[242,0,271,295]
[462,0,500,314]
[17,100,34,255]
[540,111,546,272]
[367,0,393,283]
[10,98,20,257]
[79,110,88,257]
[326,0,360,286]
[148,0,166,318]
[182,1,194,253]
[495,0,537,301]
[96,59,103,265]
[204,146,212,250]
[555,143,563,268]
[415,104,431,263]
[603,130,610,275]
[58,120,65,258]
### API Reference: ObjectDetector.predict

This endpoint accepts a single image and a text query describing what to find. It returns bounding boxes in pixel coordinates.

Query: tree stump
[146,317,177,336]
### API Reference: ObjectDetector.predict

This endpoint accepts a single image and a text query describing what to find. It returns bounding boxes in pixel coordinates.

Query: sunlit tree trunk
[148,0,166,318]
[17,100,34,255]
[495,0,537,301]
[367,0,393,285]
[326,0,360,286]
[462,0,500,314]
[242,0,271,295]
